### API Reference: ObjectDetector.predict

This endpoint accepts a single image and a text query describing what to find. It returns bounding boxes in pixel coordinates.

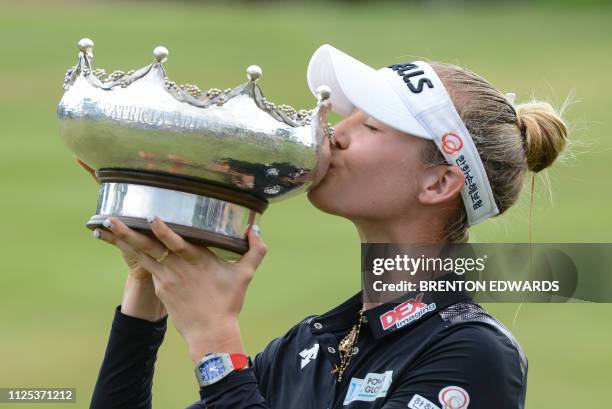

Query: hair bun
[515,101,568,172]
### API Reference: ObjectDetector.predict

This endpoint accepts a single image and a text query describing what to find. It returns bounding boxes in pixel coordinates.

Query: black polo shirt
[90,289,527,409]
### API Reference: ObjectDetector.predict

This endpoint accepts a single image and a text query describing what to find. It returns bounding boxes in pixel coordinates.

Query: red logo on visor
[441,132,463,156]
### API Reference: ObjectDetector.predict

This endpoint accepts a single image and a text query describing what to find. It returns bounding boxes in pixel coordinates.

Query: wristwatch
[194,352,250,387]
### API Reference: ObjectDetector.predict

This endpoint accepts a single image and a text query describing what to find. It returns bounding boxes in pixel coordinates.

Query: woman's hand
[94,224,167,322]
[95,216,267,364]
[75,155,151,280]
[80,156,167,322]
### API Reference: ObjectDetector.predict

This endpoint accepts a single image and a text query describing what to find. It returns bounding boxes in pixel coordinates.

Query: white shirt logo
[298,343,319,369]
[408,394,441,409]
[343,370,393,405]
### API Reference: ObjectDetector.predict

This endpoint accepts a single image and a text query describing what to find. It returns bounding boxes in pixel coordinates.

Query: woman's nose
[331,119,350,150]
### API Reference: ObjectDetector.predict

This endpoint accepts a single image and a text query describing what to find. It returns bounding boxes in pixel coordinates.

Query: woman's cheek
[350,151,395,181]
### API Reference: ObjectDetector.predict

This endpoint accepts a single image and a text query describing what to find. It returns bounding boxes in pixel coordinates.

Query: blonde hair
[420,62,568,242]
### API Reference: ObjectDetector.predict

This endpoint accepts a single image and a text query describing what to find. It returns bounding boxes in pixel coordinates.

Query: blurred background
[1,0,611,408]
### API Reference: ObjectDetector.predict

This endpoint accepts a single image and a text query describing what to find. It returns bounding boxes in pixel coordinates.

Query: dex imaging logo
[379,293,436,331]
[298,343,319,369]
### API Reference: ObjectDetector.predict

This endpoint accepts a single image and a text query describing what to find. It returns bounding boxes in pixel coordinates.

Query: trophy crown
[58,38,333,201]
[57,38,334,257]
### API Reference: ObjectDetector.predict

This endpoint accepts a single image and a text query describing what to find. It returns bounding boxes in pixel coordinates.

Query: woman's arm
[183,368,270,409]
[379,324,527,409]
[79,157,169,408]
[89,276,169,409]
[91,217,268,409]
[121,274,167,322]
[184,326,294,409]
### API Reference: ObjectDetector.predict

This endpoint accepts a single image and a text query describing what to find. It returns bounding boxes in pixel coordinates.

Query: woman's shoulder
[396,303,529,409]
[435,302,528,377]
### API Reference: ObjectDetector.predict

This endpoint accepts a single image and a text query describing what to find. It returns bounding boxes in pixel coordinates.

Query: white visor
[307,44,499,225]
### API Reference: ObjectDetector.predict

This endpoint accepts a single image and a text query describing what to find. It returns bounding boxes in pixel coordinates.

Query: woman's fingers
[93,227,169,279]
[236,225,267,277]
[93,227,138,255]
[101,217,170,262]
[133,250,168,277]
[147,216,203,264]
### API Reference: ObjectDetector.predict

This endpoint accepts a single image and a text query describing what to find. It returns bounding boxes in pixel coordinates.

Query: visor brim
[307,44,431,140]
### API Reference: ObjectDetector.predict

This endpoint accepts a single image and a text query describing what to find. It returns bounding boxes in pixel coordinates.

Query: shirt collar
[309,274,473,340]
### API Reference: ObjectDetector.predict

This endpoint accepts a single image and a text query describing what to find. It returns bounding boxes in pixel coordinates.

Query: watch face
[198,356,226,382]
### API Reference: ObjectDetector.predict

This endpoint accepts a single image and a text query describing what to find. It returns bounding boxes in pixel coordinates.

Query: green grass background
[0,1,611,408]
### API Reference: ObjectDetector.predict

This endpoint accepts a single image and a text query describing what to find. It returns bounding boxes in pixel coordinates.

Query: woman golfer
[87,44,567,409]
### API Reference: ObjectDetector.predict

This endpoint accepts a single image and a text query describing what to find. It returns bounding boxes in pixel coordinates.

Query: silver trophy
[58,38,333,259]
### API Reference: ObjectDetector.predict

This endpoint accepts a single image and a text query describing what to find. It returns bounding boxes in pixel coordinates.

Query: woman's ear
[417,165,464,205]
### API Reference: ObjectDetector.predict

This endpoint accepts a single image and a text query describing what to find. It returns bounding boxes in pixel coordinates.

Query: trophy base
[86,169,268,260]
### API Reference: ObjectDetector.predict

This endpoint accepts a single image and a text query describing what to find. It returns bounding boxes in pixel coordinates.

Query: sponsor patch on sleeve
[407,393,441,409]
[438,385,470,409]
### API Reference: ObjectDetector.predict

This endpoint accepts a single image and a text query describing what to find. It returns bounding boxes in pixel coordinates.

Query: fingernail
[251,224,261,237]
[102,218,113,229]
[93,229,102,239]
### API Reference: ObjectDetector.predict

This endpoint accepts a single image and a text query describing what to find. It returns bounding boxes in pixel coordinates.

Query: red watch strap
[230,353,249,371]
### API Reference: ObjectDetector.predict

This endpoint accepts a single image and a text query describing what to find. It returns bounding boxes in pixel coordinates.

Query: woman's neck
[354,215,447,311]
[354,215,445,244]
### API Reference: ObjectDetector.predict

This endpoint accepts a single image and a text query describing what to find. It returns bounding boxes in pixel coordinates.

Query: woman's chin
[306,186,343,216]
[307,185,328,208]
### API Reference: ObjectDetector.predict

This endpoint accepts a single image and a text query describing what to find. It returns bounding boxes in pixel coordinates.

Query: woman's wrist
[120,274,167,322]
[186,317,244,364]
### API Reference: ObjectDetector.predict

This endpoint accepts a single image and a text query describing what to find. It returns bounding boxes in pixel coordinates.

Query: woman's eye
[363,123,380,132]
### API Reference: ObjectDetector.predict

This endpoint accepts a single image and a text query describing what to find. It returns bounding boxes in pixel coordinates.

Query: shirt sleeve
[380,323,528,409]
[181,367,269,409]
[187,332,289,408]
[89,305,168,409]
[180,343,277,409]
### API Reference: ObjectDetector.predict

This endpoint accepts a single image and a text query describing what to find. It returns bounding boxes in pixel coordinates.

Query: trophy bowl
[58,38,333,259]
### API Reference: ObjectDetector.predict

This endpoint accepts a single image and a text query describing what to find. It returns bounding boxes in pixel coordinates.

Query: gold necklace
[331,308,365,382]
